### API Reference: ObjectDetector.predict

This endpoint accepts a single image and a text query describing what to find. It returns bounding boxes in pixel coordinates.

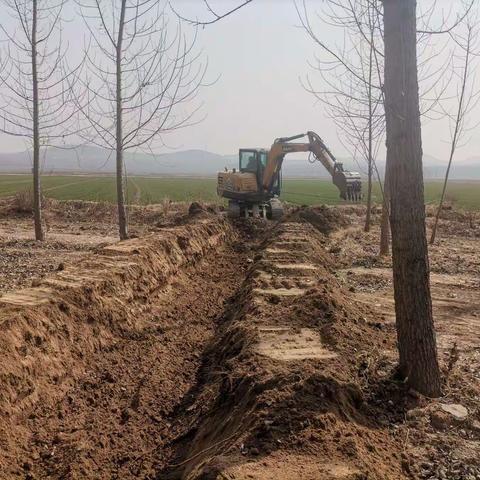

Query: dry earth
[0,198,478,479]
[325,205,480,480]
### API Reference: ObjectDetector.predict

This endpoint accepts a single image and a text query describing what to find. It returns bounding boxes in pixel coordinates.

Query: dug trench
[160,215,408,480]
[0,209,413,479]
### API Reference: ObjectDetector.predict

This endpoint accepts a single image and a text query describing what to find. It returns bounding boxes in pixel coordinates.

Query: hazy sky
[0,0,479,164]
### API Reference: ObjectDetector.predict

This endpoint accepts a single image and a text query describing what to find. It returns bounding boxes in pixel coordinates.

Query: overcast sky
[0,0,479,164]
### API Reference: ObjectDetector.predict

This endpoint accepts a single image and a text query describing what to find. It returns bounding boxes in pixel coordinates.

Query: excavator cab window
[259,151,267,168]
[239,150,259,173]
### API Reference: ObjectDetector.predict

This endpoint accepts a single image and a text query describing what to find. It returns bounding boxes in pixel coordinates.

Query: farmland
[1,174,479,209]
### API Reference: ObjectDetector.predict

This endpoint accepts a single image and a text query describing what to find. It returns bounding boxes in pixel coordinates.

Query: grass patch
[0,175,479,210]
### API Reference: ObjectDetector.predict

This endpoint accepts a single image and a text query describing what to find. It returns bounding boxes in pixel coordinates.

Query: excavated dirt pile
[160,214,407,480]
[290,205,351,235]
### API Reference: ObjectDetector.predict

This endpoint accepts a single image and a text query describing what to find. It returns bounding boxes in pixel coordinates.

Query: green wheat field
[0,175,479,210]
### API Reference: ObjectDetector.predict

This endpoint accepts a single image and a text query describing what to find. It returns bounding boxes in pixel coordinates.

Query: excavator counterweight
[217,131,362,219]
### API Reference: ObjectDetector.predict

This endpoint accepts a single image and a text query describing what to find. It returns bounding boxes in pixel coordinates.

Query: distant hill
[0,147,237,176]
[0,146,478,179]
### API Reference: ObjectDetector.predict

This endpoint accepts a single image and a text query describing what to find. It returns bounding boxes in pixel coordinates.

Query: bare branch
[169,0,253,26]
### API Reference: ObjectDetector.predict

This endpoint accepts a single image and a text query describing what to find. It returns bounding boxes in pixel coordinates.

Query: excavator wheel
[227,200,241,218]
[267,199,284,220]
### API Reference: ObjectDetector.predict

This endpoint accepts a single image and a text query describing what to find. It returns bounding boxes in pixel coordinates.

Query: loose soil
[0,198,478,479]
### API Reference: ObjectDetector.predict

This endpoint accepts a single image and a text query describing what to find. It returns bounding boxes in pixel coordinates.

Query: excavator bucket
[337,172,363,202]
[329,165,362,203]
[305,132,362,203]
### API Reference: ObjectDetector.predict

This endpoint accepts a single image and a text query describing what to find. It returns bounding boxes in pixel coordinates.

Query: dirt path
[43,178,102,193]
[0,222,117,293]
[0,199,170,293]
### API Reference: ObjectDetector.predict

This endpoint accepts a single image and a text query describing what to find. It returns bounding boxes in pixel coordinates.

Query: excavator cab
[239,149,262,173]
[238,149,281,196]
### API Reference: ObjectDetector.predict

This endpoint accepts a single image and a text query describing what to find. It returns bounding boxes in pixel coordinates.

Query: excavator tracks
[227,198,284,220]
[268,198,284,220]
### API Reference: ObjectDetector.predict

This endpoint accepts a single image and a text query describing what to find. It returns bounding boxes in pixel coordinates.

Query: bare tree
[417,0,476,36]
[430,19,480,244]
[383,0,441,397]
[304,0,472,394]
[0,0,77,241]
[296,0,385,233]
[373,0,472,253]
[295,0,468,250]
[75,0,206,239]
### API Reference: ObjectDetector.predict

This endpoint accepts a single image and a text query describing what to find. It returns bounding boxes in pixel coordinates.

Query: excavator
[217,131,362,219]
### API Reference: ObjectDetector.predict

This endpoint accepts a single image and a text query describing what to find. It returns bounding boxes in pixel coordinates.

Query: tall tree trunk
[31,0,44,242]
[365,36,374,233]
[116,0,128,240]
[365,128,373,232]
[379,154,390,256]
[383,0,441,396]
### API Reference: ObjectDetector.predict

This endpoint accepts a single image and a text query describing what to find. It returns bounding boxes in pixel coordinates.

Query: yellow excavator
[217,131,362,219]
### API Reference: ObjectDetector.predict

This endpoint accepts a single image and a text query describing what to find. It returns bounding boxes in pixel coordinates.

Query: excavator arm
[262,131,362,202]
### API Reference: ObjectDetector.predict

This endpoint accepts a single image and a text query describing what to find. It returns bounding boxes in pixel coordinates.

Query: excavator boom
[263,131,362,201]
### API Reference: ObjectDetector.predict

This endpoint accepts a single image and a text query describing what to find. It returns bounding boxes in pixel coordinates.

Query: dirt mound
[0,215,234,477]
[289,205,351,235]
[425,202,465,221]
[0,197,114,221]
[161,219,405,480]
[0,196,188,228]
[188,201,205,215]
